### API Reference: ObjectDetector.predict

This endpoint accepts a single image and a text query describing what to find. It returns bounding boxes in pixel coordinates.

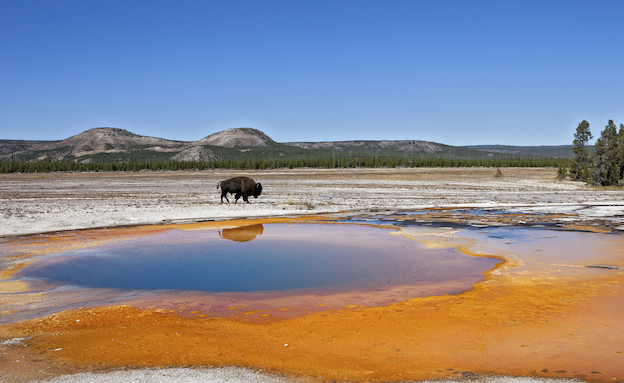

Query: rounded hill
[47,127,180,154]
[198,128,275,148]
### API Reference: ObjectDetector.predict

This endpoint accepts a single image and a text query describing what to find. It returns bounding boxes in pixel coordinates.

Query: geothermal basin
[1,214,624,382]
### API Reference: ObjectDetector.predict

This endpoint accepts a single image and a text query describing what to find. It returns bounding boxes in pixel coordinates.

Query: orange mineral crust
[3,272,623,382]
[1,219,624,382]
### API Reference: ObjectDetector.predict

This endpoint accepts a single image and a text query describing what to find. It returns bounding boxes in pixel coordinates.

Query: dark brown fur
[217,176,263,203]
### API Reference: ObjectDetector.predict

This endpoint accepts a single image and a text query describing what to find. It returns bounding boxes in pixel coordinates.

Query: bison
[217,176,263,203]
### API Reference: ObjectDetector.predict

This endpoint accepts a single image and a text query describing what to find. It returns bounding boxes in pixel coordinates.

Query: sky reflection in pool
[16,223,499,295]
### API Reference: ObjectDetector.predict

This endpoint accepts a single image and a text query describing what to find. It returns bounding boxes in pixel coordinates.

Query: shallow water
[14,223,497,294]
[1,222,502,323]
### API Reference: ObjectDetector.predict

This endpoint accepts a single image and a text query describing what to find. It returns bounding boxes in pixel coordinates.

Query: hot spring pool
[15,223,499,294]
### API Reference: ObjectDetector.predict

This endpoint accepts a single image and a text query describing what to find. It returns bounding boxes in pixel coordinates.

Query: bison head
[253,183,263,198]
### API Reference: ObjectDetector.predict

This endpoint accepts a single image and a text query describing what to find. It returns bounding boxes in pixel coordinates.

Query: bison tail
[216,181,221,190]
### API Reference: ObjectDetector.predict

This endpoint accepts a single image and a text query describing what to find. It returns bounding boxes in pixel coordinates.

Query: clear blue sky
[1,0,623,145]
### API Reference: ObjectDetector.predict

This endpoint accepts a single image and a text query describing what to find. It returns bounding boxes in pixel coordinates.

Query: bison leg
[243,195,250,203]
[234,193,241,203]
[221,191,229,203]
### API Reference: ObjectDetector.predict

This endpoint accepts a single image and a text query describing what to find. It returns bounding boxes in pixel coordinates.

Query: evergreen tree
[556,165,567,180]
[591,120,620,186]
[619,123,624,179]
[569,120,592,181]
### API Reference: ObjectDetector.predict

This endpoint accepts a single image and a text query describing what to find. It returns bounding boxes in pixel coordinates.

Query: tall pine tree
[569,120,592,181]
[619,123,624,180]
[592,120,621,186]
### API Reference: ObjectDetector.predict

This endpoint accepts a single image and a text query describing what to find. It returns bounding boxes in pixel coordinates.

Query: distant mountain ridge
[463,145,576,159]
[287,139,442,154]
[0,127,573,163]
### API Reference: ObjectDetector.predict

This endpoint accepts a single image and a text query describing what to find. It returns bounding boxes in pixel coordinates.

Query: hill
[2,128,186,162]
[0,127,573,165]
[198,128,275,147]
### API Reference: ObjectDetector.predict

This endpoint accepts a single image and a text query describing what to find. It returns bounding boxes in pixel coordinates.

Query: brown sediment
[0,281,45,314]
[1,217,624,382]
[559,224,615,233]
[384,208,622,233]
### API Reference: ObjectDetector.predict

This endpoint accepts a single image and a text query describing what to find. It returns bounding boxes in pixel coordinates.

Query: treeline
[0,156,566,173]
[565,120,624,186]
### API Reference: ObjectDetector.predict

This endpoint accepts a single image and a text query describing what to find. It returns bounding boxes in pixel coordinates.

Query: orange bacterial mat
[1,217,623,382]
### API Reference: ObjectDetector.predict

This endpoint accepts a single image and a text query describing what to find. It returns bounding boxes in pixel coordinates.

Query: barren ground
[1,168,624,383]
[1,167,623,236]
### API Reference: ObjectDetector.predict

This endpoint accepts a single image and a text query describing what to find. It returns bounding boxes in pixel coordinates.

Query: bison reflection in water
[217,176,263,203]
[219,224,264,242]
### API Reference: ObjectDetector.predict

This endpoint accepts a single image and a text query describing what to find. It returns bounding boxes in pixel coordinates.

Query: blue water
[16,223,499,293]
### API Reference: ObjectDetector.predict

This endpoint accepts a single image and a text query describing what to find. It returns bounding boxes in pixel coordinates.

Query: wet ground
[1,210,624,382]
